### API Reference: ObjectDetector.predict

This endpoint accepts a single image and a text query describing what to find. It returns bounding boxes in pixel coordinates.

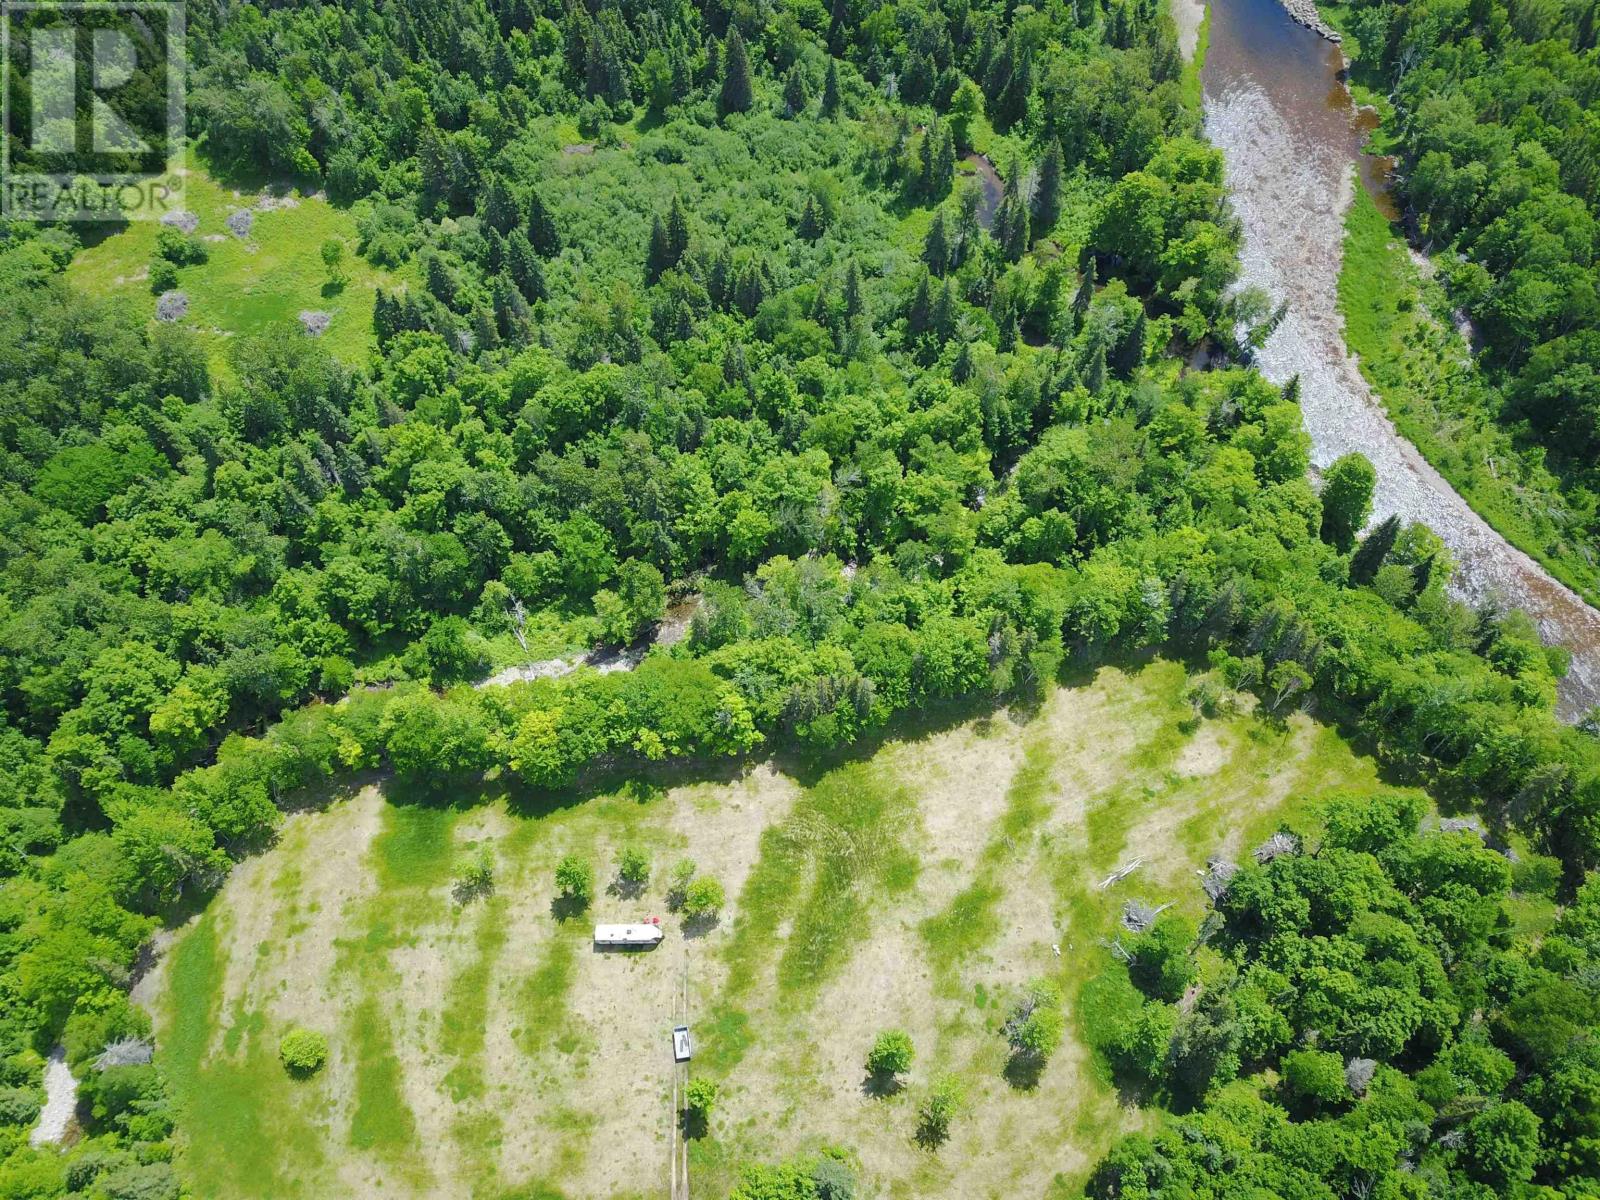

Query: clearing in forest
[144,657,1392,1199]
[65,160,403,373]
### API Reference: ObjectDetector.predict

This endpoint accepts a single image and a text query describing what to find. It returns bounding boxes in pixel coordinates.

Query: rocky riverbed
[1202,0,1600,720]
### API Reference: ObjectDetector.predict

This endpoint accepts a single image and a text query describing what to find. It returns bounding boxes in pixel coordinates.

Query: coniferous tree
[480,174,522,235]
[908,271,933,336]
[1084,340,1107,393]
[666,196,691,263]
[507,231,547,302]
[936,128,956,195]
[721,29,754,114]
[933,278,957,342]
[798,195,824,240]
[528,190,561,257]
[822,59,842,116]
[924,210,950,276]
[843,261,864,319]
[810,281,832,326]
[783,66,810,117]
[646,215,673,283]
[1351,515,1402,585]
[952,338,974,382]
[1073,258,1097,320]
[708,247,734,307]
[1033,139,1063,234]
[828,0,850,54]
[998,303,1020,352]
[995,162,1030,262]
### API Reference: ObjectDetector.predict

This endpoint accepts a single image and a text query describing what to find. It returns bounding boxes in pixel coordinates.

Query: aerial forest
[2,0,1600,1196]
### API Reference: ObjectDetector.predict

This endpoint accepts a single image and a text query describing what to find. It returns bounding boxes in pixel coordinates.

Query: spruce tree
[783,66,810,117]
[923,210,950,276]
[1073,258,1096,320]
[721,29,754,115]
[933,279,956,342]
[1084,341,1107,393]
[1033,139,1063,235]
[1351,515,1402,585]
[908,271,933,336]
[937,128,956,194]
[646,215,673,283]
[843,261,864,319]
[798,195,824,240]
[527,190,561,257]
[507,231,546,302]
[666,195,691,263]
[822,59,842,116]
[952,338,974,382]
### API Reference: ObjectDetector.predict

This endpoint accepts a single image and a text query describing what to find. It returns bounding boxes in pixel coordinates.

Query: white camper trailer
[593,921,664,948]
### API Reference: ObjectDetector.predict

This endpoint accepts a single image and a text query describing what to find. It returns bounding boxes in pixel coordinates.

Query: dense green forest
[1332,0,1600,599]
[3,0,1600,1195]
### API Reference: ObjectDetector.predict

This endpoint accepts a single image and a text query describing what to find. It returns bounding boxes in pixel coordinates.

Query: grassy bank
[1338,182,1600,607]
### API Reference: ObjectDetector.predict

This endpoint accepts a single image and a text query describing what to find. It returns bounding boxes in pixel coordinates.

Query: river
[1200,0,1600,720]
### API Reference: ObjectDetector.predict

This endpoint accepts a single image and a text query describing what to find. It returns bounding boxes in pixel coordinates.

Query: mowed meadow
[142,659,1395,1199]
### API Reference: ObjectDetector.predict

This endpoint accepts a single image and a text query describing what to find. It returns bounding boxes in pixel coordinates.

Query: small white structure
[672,1025,692,1063]
[593,922,663,948]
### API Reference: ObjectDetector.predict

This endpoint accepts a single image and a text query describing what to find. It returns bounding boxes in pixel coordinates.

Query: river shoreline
[1202,0,1600,719]
[1277,0,1341,41]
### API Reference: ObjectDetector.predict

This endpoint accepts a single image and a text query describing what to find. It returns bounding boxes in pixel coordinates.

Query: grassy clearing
[149,659,1406,1199]
[66,159,404,375]
[1338,184,1600,606]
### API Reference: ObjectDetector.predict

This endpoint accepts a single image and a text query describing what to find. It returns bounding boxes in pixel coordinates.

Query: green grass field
[66,160,402,376]
[147,658,1399,1199]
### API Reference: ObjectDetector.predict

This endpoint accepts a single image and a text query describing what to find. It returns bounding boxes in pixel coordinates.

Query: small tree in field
[1003,979,1064,1087]
[616,846,650,892]
[917,1074,964,1146]
[554,854,594,911]
[278,1028,328,1078]
[683,1077,718,1138]
[681,876,725,922]
[321,237,347,285]
[866,1030,914,1083]
[452,845,495,903]
[666,857,697,909]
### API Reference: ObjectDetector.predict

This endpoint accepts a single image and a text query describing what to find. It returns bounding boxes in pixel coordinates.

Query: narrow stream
[1201,0,1600,720]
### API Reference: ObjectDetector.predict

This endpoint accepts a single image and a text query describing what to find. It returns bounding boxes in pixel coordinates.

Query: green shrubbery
[277,1029,328,1079]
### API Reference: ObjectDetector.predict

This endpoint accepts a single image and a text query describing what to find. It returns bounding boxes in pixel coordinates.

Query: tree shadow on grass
[549,894,590,923]
[860,1071,904,1099]
[1003,1051,1046,1091]
[682,913,721,940]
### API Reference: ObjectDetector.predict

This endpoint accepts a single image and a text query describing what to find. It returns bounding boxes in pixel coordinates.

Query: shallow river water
[1201,0,1600,719]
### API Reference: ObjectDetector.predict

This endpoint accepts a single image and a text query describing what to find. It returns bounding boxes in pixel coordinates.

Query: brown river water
[1201,0,1600,719]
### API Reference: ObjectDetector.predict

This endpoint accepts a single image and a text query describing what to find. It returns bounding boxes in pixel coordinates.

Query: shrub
[1005,980,1065,1063]
[1281,1048,1348,1112]
[0,1086,40,1126]
[555,854,594,906]
[453,846,494,902]
[617,846,651,887]
[917,1074,964,1146]
[278,1028,329,1078]
[865,1030,915,1079]
[684,1077,718,1117]
[666,857,697,908]
[681,876,725,920]
[149,259,179,294]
